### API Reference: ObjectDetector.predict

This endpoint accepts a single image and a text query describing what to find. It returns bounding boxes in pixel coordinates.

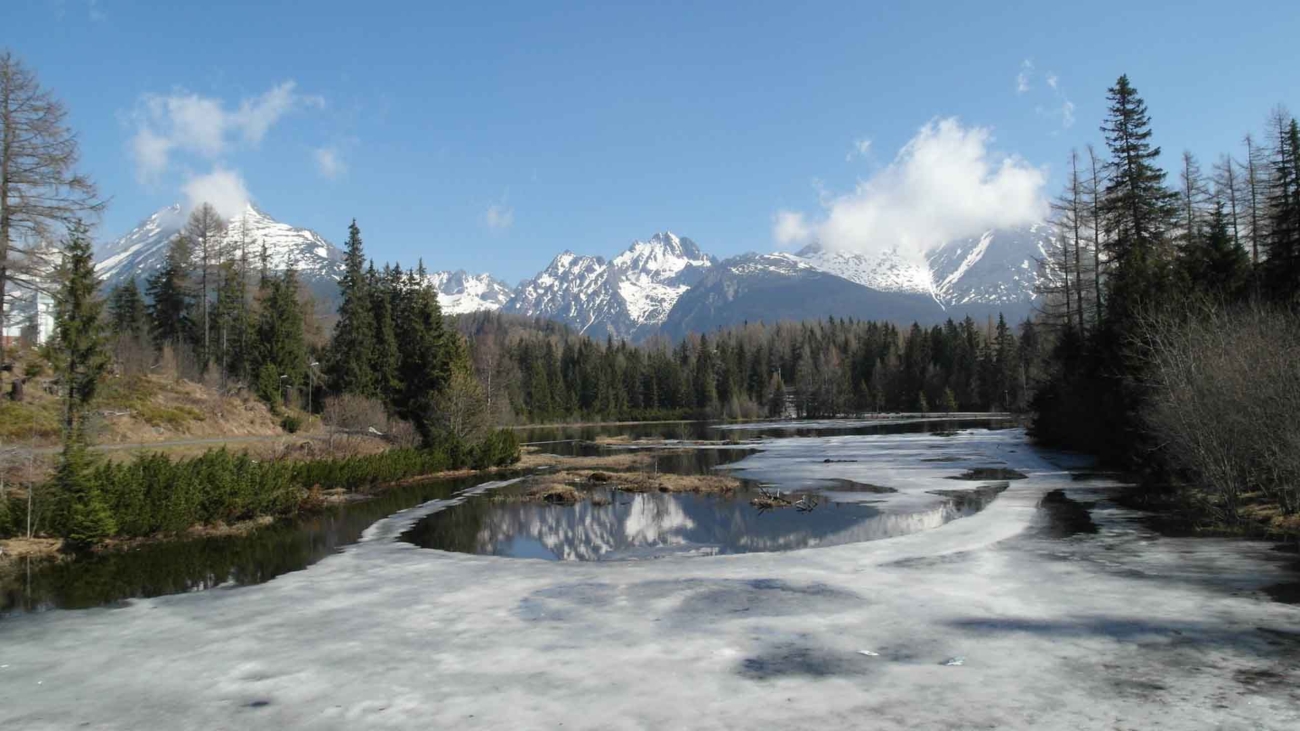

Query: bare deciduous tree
[185,202,228,370]
[0,51,102,363]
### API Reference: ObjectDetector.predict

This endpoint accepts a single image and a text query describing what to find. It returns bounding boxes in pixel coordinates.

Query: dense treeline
[0,435,519,542]
[1032,75,1300,527]
[454,310,1037,422]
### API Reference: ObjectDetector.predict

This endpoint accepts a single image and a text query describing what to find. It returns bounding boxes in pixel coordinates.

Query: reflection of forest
[2,473,485,612]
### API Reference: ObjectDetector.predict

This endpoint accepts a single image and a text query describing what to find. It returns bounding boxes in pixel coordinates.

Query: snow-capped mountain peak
[423,270,513,314]
[793,242,935,295]
[96,202,344,294]
[503,232,715,339]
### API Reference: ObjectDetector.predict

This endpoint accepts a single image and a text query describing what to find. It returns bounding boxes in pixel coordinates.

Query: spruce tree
[1099,75,1179,319]
[253,268,308,407]
[145,235,195,355]
[394,262,453,442]
[369,262,401,404]
[1263,113,1300,300]
[51,222,114,547]
[107,278,150,373]
[325,220,376,396]
[1178,202,1250,301]
[213,258,253,384]
[53,222,110,436]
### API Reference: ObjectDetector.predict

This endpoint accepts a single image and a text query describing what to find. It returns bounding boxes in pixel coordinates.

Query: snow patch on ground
[1,429,1296,730]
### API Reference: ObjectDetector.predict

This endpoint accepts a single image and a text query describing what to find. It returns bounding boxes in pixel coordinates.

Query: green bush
[281,413,303,433]
[35,424,523,545]
[472,429,521,470]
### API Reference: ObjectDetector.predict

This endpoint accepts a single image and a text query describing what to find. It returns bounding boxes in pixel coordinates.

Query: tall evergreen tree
[107,278,150,373]
[213,257,253,385]
[145,235,194,355]
[52,221,109,436]
[1099,75,1179,318]
[369,262,401,404]
[51,222,114,547]
[394,262,454,441]
[325,220,376,396]
[1263,112,1300,300]
[107,279,148,341]
[1177,202,1250,301]
[253,268,308,406]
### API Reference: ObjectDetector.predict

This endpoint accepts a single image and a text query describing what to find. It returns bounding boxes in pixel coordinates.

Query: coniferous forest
[3,48,1298,546]
[1029,76,1300,527]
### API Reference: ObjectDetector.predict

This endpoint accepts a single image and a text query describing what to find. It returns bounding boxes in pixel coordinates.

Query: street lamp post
[279,374,289,409]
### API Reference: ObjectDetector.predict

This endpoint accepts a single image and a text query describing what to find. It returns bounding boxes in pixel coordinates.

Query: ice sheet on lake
[1,428,1297,730]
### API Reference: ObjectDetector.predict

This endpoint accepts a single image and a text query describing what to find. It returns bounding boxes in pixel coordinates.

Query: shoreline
[0,447,670,567]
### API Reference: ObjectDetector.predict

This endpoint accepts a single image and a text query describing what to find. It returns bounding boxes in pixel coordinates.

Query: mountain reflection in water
[403,483,991,561]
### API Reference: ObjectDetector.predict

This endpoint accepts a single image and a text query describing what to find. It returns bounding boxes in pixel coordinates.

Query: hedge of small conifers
[0,429,521,542]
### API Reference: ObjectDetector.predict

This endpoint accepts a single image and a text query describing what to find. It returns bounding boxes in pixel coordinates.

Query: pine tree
[253,268,308,407]
[107,279,147,339]
[57,439,115,549]
[145,235,195,355]
[51,222,114,548]
[325,220,376,396]
[394,262,453,442]
[1099,75,1179,319]
[1178,202,1250,301]
[369,263,401,404]
[53,222,109,437]
[1263,112,1300,300]
[107,278,150,374]
[213,257,253,385]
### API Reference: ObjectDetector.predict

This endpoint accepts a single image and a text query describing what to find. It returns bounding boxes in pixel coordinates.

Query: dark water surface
[1,417,1010,613]
[401,480,997,561]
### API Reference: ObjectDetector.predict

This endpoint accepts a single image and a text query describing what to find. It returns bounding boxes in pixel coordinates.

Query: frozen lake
[1,420,1297,729]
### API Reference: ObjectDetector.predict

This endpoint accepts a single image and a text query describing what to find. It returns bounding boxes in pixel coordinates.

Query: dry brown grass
[516,448,656,471]
[0,536,64,562]
[500,469,742,505]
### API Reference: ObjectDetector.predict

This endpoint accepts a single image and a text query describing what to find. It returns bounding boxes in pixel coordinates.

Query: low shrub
[281,413,304,434]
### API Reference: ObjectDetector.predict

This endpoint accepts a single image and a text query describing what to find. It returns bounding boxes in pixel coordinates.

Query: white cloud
[181,166,250,219]
[773,210,813,247]
[1046,73,1058,90]
[772,117,1048,261]
[313,146,346,180]
[485,202,514,231]
[130,81,320,181]
[845,138,872,162]
[1061,99,1075,129]
[131,127,174,181]
[1016,59,1034,94]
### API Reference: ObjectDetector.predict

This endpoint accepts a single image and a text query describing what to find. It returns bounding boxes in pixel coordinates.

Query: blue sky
[8,0,1298,282]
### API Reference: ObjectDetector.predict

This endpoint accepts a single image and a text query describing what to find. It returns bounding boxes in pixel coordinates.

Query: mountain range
[95,204,1054,340]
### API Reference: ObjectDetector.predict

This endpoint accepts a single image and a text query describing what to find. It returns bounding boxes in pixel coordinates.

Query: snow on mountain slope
[927,224,1055,307]
[793,243,935,295]
[96,203,344,294]
[504,232,714,340]
[610,232,713,325]
[790,224,1055,314]
[423,270,513,314]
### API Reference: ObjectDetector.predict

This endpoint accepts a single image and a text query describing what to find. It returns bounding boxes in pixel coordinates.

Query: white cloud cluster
[773,118,1048,261]
[181,166,251,219]
[129,81,323,182]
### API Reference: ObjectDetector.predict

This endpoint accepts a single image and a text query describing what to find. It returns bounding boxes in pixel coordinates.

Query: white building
[1,289,56,348]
